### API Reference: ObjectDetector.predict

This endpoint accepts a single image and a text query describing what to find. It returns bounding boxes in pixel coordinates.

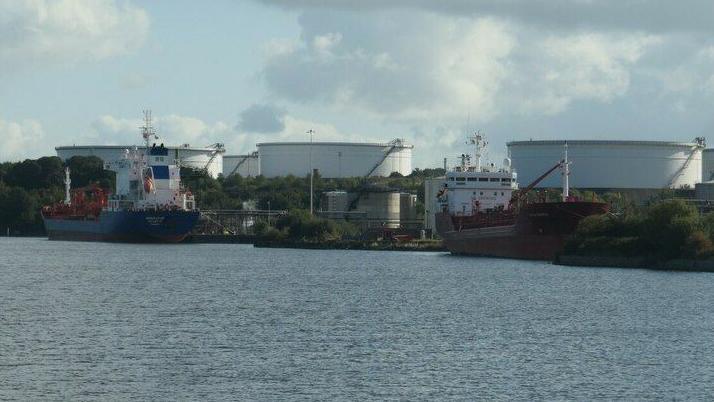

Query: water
[2,238,714,400]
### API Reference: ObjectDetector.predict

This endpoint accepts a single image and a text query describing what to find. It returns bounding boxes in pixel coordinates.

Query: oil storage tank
[257,139,413,178]
[507,139,705,189]
[356,189,401,228]
[56,144,225,178]
[223,152,260,177]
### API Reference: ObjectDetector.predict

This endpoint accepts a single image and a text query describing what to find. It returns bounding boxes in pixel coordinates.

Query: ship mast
[141,110,156,153]
[64,167,71,205]
[562,142,570,201]
[468,131,487,172]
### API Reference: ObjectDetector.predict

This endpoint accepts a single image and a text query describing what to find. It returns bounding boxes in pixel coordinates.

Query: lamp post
[307,129,314,215]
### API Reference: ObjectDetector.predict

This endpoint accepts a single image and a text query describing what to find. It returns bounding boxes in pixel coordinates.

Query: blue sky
[2,0,714,167]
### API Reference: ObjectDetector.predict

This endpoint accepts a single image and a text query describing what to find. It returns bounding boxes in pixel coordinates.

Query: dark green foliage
[0,185,37,234]
[4,159,43,189]
[180,167,241,210]
[0,156,115,235]
[272,210,357,241]
[567,199,714,261]
[67,156,115,189]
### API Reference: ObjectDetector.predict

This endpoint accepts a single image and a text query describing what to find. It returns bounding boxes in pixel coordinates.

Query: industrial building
[319,188,420,229]
[223,152,260,177]
[702,149,714,182]
[507,140,705,190]
[257,139,413,178]
[56,144,225,178]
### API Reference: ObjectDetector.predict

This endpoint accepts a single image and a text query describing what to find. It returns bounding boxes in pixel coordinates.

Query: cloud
[0,118,45,162]
[258,0,714,34]
[236,103,287,133]
[0,0,149,73]
[260,9,657,123]
[90,114,232,147]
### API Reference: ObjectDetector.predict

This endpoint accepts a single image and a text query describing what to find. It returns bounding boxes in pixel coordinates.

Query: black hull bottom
[46,230,189,243]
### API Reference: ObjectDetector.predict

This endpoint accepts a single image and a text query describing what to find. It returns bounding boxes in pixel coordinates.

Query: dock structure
[194,209,287,236]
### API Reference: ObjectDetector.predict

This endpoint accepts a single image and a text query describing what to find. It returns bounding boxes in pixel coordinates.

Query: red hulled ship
[434,134,609,260]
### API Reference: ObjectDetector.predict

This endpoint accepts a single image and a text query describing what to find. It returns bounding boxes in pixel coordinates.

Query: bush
[682,231,714,259]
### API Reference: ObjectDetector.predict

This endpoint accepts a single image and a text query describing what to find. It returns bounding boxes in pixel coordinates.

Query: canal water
[2,238,714,400]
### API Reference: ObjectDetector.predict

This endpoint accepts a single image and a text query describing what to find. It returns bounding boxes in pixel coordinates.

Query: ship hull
[43,210,200,243]
[436,202,608,261]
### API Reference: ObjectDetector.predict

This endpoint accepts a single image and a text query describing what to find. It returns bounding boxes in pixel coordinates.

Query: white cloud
[0,118,45,161]
[89,114,232,147]
[0,0,149,72]
[507,32,659,115]
[258,0,714,34]
[261,10,657,122]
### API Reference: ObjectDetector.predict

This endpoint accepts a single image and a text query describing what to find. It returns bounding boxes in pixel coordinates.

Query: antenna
[141,110,157,149]
[468,130,487,172]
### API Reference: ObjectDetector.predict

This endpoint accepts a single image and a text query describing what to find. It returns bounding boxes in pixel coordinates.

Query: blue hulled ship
[42,111,200,243]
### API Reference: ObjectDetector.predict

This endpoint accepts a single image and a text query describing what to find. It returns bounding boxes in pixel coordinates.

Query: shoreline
[254,239,446,252]
[555,254,714,272]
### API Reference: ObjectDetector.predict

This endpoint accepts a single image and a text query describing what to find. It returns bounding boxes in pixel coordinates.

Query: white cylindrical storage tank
[257,140,413,178]
[223,153,260,177]
[507,140,704,189]
[400,193,417,222]
[357,190,401,228]
[56,145,224,178]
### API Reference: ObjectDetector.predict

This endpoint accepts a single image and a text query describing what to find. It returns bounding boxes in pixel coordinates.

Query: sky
[2,0,714,167]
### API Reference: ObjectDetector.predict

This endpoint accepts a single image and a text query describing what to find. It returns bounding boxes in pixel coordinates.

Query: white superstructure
[103,111,195,212]
[257,139,413,178]
[56,143,225,178]
[223,152,260,177]
[508,139,705,189]
[441,134,518,216]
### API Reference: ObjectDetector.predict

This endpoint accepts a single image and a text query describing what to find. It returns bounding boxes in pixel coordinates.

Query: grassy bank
[561,199,714,270]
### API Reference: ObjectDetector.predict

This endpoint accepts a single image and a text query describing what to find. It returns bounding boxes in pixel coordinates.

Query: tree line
[0,155,443,236]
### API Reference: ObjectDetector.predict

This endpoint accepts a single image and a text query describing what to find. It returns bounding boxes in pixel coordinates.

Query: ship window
[490,178,500,182]
[456,177,466,181]
[473,191,476,195]
[449,177,455,181]
[467,177,477,181]
[480,192,483,196]
[493,192,497,196]
[501,178,511,182]
[501,192,504,196]
[478,178,488,182]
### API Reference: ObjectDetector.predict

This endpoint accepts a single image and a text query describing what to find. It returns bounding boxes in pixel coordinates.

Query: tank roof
[257,141,413,149]
[507,139,701,147]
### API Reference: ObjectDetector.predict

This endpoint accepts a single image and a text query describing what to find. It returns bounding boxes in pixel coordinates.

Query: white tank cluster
[223,152,260,177]
[256,139,413,178]
[56,144,225,178]
[507,140,705,189]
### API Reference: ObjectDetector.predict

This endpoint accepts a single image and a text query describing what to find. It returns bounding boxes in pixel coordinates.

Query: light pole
[307,129,314,215]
